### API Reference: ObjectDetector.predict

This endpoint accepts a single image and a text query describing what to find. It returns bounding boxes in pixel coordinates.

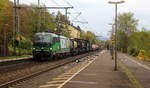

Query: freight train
[32,32,99,60]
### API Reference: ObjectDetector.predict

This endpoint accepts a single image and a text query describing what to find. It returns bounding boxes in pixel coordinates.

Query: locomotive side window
[53,37,60,43]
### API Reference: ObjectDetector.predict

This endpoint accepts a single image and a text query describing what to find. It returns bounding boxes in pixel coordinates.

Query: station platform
[0,56,32,63]
[61,50,132,88]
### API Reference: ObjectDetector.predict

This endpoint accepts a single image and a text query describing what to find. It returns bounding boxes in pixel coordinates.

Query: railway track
[0,52,97,88]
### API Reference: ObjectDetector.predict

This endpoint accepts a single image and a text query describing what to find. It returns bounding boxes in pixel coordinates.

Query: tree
[0,2,57,56]
[128,31,150,59]
[55,11,70,25]
[117,12,138,53]
[0,0,13,56]
[19,4,56,38]
[0,1,101,56]
[80,31,99,44]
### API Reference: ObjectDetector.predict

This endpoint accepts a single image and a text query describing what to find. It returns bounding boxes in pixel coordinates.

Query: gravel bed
[9,53,97,88]
[9,61,77,88]
[0,53,92,85]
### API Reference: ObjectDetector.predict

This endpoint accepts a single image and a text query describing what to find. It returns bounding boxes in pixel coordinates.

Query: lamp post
[108,0,125,71]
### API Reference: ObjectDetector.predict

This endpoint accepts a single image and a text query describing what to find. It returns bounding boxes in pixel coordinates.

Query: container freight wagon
[32,32,70,60]
[73,39,91,54]
[92,44,100,51]
[74,38,83,54]
[70,38,78,55]
[84,40,91,52]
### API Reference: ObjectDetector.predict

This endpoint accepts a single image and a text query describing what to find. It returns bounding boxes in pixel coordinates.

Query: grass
[0,55,32,60]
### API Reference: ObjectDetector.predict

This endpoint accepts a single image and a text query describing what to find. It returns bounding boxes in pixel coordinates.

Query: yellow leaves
[16,36,22,41]
[0,0,10,9]
[0,0,13,36]
[136,50,146,61]
[111,34,115,40]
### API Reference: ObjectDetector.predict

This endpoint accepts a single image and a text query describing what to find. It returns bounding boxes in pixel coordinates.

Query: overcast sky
[11,0,150,37]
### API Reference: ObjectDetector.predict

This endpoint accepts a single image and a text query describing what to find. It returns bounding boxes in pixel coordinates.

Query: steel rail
[0,52,93,88]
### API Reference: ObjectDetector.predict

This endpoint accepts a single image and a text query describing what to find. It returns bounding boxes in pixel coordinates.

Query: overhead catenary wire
[68,9,90,30]
[50,0,61,6]
[63,0,73,7]
[48,0,89,33]
[51,0,91,34]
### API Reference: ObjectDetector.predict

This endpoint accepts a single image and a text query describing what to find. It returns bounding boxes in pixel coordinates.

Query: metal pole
[65,8,68,21]
[17,0,21,55]
[65,8,68,31]
[13,0,17,56]
[38,0,40,32]
[112,24,114,60]
[114,4,118,71]
[17,0,19,34]
[38,0,40,6]
[108,0,125,71]
[3,20,6,56]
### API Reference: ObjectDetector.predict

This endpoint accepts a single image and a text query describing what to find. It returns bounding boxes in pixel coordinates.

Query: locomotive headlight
[50,48,52,50]
[33,48,36,50]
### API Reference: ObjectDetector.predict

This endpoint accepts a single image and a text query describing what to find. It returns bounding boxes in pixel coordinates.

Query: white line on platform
[40,84,60,87]
[125,55,150,71]
[69,81,97,85]
[100,50,105,54]
[46,80,66,84]
[57,59,95,88]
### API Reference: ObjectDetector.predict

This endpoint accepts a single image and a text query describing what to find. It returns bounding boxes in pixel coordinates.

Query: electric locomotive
[32,32,70,60]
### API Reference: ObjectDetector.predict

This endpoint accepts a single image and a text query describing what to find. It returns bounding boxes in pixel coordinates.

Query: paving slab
[119,53,150,88]
[61,50,132,88]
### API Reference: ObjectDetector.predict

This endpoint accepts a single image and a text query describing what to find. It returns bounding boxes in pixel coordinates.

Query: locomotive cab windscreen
[33,33,53,47]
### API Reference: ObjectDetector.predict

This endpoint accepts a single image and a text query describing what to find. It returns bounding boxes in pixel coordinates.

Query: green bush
[9,37,32,56]
[128,31,150,60]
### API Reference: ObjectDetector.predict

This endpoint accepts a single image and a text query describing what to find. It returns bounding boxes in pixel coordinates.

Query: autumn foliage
[0,0,99,56]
